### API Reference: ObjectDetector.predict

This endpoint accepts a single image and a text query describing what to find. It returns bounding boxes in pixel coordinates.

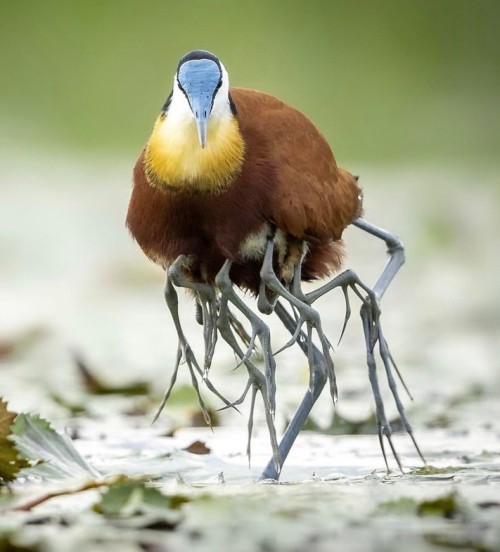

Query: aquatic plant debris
[93,479,190,518]
[0,399,29,484]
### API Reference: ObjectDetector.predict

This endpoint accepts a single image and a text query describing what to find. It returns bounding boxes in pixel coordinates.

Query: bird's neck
[144,112,245,192]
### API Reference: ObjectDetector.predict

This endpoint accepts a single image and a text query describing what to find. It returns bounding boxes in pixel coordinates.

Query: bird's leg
[168,255,218,375]
[258,239,338,403]
[304,217,424,468]
[215,285,281,473]
[351,218,405,300]
[260,300,328,480]
[353,218,425,465]
[155,276,207,424]
[154,259,232,425]
[350,219,414,399]
[215,260,277,416]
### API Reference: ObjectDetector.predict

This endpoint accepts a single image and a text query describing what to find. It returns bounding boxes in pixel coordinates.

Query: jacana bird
[126,50,424,480]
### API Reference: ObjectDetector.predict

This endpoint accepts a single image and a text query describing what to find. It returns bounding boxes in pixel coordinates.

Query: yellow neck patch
[144,113,245,192]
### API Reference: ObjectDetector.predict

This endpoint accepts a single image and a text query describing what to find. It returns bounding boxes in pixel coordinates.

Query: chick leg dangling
[153,256,232,424]
[215,260,281,474]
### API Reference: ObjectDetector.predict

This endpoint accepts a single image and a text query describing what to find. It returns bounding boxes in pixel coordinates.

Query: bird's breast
[144,113,245,192]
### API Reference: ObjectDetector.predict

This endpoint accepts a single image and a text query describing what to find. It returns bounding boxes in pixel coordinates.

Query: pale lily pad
[11,413,99,480]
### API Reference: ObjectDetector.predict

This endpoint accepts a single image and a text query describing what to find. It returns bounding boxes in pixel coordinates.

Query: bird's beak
[188,94,212,149]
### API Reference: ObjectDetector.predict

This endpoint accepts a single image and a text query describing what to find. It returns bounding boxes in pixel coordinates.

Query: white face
[146,54,244,189]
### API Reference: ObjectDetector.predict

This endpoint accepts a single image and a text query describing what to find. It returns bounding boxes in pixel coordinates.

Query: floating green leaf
[417,492,463,519]
[411,466,458,476]
[93,480,189,518]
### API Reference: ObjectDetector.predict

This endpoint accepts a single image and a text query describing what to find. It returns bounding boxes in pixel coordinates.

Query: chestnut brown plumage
[127,88,361,293]
[126,50,424,480]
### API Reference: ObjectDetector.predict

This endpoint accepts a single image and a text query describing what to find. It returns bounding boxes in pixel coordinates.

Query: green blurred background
[1,0,499,423]
[1,0,499,165]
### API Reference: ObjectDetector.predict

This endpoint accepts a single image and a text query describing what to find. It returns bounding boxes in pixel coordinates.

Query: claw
[273,315,305,356]
[378,429,389,472]
[379,329,425,464]
[153,341,214,426]
[385,431,403,472]
[216,379,251,412]
[152,346,182,424]
[337,285,352,346]
[383,337,414,401]
[230,329,259,372]
[247,386,258,466]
